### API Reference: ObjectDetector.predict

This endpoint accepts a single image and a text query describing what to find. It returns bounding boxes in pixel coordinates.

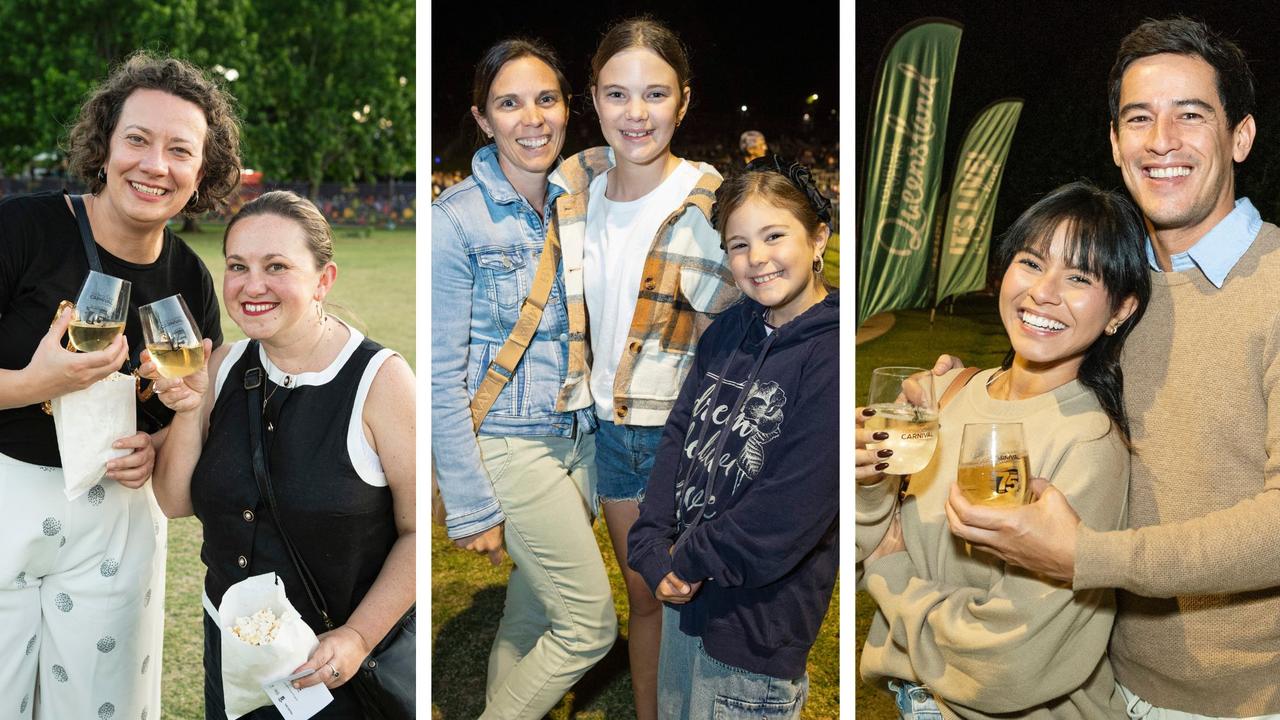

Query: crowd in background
[0,177,416,229]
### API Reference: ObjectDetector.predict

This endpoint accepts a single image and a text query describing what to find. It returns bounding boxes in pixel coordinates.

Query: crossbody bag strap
[939,366,982,410]
[468,225,561,431]
[68,193,152,396]
[242,341,335,630]
[68,193,104,272]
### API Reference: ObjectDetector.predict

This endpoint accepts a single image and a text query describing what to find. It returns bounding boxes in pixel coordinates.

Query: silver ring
[326,662,340,680]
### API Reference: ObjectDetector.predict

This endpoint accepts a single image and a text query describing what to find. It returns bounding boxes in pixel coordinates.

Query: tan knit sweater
[859,368,1130,719]
[1074,222,1280,716]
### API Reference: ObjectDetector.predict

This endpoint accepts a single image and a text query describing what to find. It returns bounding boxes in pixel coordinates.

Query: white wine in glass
[140,294,204,379]
[865,366,939,475]
[957,423,1029,507]
[69,271,131,352]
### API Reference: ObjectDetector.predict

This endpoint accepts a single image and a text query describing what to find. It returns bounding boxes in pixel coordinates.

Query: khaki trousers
[478,431,617,720]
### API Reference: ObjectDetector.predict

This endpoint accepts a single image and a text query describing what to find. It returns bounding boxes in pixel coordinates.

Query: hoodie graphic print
[679,378,786,528]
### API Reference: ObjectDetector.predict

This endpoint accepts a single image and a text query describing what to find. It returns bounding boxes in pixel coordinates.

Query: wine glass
[69,271,131,352]
[957,423,1030,507]
[865,366,939,475]
[139,294,204,379]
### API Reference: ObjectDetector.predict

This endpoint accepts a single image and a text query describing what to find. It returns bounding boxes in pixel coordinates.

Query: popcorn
[230,609,282,646]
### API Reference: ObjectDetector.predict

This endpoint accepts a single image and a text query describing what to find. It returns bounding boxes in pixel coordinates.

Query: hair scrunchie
[745,154,833,224]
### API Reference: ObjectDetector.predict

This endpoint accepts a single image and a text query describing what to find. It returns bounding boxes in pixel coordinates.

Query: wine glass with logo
[69,271,131,352]
[139,294,204,378]
[957,423,1030,507]
[865,366,939,475]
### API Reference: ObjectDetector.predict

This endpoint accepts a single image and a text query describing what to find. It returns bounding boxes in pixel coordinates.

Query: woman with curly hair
[0,51,240,718]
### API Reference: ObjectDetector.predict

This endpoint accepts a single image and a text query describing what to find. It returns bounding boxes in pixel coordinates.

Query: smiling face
[471,55,568,187]
[223,214,335,342]
[100,88,207,228]
[724,195,828,327]
[592,47,689,171]
[1110,52,1255,253]
[999,221,1137,380]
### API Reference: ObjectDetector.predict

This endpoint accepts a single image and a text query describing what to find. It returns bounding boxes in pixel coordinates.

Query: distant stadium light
[740,105,748,112]
[806,93,819,104]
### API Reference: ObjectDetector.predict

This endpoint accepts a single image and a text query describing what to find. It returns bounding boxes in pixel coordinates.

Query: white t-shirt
[584,160,703,417]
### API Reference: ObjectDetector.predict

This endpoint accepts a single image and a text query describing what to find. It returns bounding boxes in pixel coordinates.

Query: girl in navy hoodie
[627,158,839,718]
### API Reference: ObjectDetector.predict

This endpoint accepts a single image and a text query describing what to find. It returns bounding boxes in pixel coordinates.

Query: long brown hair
[590,16,692,97]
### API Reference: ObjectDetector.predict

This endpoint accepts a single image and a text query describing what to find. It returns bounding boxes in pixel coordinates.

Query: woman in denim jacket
[431,39,615,719]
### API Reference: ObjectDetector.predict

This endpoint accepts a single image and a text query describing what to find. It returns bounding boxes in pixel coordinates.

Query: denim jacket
[431,145,585,538]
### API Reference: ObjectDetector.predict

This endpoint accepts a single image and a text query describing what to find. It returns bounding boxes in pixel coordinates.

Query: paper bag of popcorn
[50,371,135,500]
[217,572,319,719]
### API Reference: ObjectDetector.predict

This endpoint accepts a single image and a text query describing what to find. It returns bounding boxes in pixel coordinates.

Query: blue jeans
[889,679,943,720]
[657,606,806,719]
[1117,682,1280,719]
[594,419,663,503]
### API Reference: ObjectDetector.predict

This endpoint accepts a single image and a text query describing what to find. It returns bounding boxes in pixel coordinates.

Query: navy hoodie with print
[627,290,839,680]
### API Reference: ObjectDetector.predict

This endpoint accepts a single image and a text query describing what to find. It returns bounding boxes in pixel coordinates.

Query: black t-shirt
[0,190,223,466]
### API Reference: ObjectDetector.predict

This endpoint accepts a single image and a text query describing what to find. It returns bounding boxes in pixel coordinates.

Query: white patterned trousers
[0,451,166,720]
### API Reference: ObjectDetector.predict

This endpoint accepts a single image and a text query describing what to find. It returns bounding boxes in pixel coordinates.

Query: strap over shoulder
[939,366,982,410]
[468,227,561,431]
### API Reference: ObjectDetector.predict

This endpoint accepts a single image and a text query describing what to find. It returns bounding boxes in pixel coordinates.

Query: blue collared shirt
[1145,197,1262,288]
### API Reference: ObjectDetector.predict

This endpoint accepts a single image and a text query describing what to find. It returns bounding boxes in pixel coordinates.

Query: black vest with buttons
[191,337,397,633]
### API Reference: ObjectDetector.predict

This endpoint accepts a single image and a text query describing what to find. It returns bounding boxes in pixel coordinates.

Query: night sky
[856,1,1280,245]
[430,1,840,171]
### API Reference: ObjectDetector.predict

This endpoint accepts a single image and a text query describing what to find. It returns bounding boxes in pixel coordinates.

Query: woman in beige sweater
[856,181,1149,719]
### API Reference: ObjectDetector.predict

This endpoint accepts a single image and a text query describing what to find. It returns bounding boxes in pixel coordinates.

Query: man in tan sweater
[946,17,1280,718]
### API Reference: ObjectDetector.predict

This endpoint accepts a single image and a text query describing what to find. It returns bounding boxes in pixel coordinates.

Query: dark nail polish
[877,449,894,458]
[874,462,890,471]
[861,407,877,417]
[872,431,889,441]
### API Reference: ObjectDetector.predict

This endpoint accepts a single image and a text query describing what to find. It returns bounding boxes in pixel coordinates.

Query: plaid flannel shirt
[548,147,742,426]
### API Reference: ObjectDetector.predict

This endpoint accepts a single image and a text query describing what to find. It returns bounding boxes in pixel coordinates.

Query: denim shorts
[594,418,663,503]
[889,679,943,720]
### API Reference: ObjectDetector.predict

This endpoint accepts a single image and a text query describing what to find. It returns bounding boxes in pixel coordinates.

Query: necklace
[261,316,330,430]
[985,367,1008,388]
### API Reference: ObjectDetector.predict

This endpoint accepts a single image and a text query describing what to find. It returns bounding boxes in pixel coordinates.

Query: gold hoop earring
[812,255,824,275]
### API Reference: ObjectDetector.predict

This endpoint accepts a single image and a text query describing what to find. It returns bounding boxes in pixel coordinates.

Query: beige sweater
[858,368,1129,719]
[1074,222,1280,716]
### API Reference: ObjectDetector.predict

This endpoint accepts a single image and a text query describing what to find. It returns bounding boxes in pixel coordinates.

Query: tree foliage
[238,0,415,196]
[0,0,414,192]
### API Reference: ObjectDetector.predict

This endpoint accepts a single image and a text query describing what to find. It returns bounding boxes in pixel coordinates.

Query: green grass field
[161,223,415,719]
[431,523,841,719]
[855,296,1008,718]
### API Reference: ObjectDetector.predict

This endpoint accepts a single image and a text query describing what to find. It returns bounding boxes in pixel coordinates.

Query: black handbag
[243,341,415,719]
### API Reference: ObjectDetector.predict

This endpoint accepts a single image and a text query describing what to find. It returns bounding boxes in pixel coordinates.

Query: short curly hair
[66,51,242,215]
